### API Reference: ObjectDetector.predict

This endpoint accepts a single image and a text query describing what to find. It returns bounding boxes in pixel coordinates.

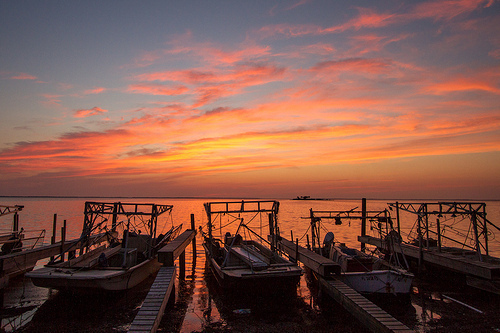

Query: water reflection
[1,198,500,332]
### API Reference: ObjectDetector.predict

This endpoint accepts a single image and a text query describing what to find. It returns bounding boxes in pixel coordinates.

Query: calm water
[1,197,500,332]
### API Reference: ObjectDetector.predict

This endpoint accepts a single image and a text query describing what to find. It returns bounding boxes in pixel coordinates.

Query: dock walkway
[128,229,196,333]
[320,278,413,333]
[277,237,413,333]
[128,266,176,333]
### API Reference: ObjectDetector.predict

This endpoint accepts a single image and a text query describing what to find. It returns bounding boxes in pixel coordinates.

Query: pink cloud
[11,73,38,80]
[409,0,489,21]
[74,107,108,118]
[311,58,392,74]
[127,84,189,96]
[83,87,107,95]
[40,94,63,107]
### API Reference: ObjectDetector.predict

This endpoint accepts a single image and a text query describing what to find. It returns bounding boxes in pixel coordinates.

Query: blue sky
[1,1,499,199]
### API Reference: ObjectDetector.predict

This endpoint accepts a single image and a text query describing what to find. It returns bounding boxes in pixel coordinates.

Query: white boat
[202,200,302,293]
[26,201,180,292]
[1,205,46,288]
[326,237,413,295]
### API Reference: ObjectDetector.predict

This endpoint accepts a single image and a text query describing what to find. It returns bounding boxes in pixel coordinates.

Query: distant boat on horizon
[293,196,333,200]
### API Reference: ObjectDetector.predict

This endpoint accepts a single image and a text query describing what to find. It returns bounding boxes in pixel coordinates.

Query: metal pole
[361,198,367,252]
[436,218,442,253]
[396,201,401,235]
[471,211,482,261]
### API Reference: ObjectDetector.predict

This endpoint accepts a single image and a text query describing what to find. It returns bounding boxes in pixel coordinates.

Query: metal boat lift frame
[388,201,500,261]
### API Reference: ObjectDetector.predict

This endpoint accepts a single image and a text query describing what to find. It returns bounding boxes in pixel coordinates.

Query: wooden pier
[277,237,413,333]
[128,227,196,333]
[128,266,177,333]
[320,278,413,333]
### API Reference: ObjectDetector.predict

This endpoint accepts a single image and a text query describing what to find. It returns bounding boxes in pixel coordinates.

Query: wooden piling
[60,220,66,262]
[50,214,57,262]
[361,198,367,252]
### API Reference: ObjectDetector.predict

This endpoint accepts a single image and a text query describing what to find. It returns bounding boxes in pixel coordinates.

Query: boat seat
[230,245,269,270]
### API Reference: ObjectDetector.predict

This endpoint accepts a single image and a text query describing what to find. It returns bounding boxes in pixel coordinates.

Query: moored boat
[308,206,414,296]
[26,201,181,292]
[1,205,46,288]
[325,233,413,295]
[202,200,302,293]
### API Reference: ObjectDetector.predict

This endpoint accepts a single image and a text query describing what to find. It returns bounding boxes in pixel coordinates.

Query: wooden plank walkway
[128,229,196,333]
[319,278,414,333]
[277,237,412,332]
[128,266,176,333]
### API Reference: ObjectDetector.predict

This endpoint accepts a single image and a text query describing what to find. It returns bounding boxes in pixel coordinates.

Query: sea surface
[1,197,500,332]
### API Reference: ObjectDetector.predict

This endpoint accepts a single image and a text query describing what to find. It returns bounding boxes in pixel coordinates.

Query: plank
[320,277,414,333]
[128,265,176,333]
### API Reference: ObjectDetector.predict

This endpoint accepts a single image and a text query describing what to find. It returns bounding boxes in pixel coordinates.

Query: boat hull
[341,269,413,295]
[27,258,161,292]
[203,243,301,294]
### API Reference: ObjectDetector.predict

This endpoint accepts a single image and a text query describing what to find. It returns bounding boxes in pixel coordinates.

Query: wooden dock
[320,278,413,333]
[128,229,196,333]
[359,235,500,293]
[275,237,341,276]
[276,237,413,333]
[128,266,176,333]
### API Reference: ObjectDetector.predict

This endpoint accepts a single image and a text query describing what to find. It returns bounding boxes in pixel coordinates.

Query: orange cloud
[74,107,108,118]
[424,78,500,95]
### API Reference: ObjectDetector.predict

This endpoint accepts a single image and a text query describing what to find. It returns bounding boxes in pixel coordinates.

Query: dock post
[268,213,275,252]
[60,220,66,262]
[295,238,299,263]
[361,198,366,252]
[190,214,196,260]
[179,251,186,280]
[50,214,57,262]
[13,212,19,234]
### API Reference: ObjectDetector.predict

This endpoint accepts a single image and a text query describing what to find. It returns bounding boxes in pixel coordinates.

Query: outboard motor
[323,232,335,257]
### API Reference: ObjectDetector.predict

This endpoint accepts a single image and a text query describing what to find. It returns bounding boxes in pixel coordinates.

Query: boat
[1,205,46,288]
[309,208,414,296]
[202,200,302,293]
[323,232,413,295]
[26,201,181,292]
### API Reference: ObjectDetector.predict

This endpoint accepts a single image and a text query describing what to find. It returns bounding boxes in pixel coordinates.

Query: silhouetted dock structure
[360,201,500,294]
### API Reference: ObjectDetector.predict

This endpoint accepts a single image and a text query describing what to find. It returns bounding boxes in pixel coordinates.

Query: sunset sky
[1,1,499,200]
